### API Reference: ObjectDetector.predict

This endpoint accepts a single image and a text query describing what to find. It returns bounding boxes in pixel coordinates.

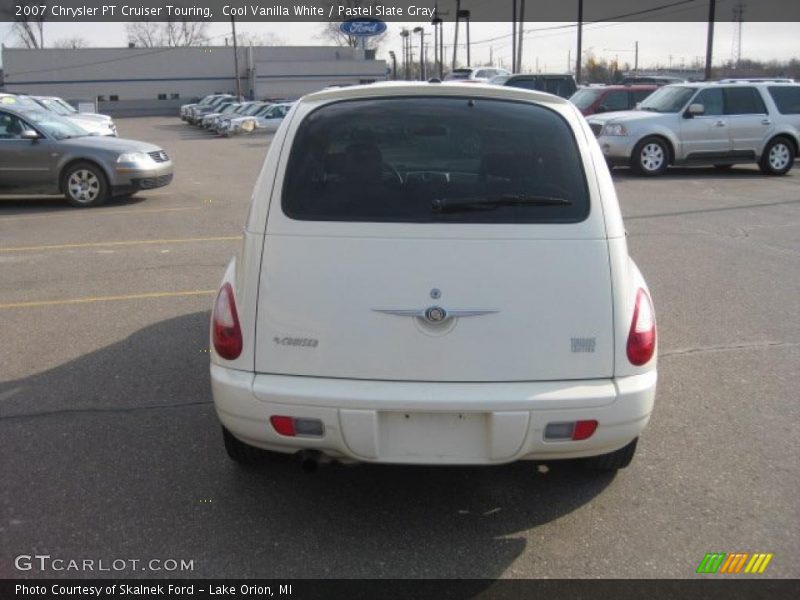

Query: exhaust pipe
[298,450,326,473]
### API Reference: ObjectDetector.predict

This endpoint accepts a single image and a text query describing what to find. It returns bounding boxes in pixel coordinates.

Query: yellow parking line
[0,206,202,223]
[0,290,216,310]
[0,235,240,253]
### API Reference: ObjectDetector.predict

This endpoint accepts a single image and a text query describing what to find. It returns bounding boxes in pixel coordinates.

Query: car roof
[302,81,572,107]
[662,80,799,90]
[589,84,658,91]
[0,105,49,118]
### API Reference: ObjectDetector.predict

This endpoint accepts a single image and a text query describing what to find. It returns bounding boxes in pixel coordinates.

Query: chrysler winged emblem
[373,305,498,324]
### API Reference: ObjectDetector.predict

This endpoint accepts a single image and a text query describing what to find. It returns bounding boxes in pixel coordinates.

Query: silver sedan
[0,107,173,207]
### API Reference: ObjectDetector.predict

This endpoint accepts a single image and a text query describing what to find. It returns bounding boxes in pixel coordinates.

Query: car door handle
[761,119,772,125]
[713,120,726,127]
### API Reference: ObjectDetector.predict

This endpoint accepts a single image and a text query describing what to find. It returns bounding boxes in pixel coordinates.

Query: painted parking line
[0,235,240,254]
[0,205,203,223]
[0,290,216,310]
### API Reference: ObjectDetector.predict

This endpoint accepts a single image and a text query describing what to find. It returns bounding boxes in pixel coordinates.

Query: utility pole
[230,15,241,99]
[576,0,583,83]
[634,41,639,72]
[705,0,716,80]
[517,0,526,72]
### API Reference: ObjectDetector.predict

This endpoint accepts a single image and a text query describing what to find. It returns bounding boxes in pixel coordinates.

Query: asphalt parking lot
[1,117,798,579]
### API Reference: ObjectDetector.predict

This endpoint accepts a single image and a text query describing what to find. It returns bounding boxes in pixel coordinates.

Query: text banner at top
[2,0,799,23]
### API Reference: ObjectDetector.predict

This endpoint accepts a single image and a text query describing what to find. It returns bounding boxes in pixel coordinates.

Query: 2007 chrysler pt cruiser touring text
[209,82,657,472]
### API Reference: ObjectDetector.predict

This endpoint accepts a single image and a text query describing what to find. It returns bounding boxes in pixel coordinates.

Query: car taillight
[212,282,242,360]
[626,288,656,366]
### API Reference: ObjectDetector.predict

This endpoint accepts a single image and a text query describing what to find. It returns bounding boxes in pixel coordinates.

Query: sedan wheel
[759,137,794,175]
[62,163,109,207]
[631,137,669,176]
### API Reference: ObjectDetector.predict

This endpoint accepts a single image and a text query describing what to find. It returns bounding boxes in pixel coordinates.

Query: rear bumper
[211,365,657,465]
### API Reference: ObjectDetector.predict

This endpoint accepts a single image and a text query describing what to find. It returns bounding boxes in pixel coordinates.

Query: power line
[469,0,719,47]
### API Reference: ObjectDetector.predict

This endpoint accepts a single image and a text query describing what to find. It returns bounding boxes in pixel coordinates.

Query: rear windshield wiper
[432,194,571,213]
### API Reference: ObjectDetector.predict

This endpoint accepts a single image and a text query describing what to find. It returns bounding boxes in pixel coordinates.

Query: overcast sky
[1,21,798,72]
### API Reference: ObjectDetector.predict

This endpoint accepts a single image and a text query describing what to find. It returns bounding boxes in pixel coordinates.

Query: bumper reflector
[544,420,598,441]
[270,416,324,438]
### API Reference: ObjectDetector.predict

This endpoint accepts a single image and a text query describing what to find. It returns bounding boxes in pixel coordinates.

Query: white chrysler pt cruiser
[210,82,657,472]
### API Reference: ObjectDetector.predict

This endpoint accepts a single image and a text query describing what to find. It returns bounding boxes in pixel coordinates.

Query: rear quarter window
[282,97,590,224]
[768,86,800,114]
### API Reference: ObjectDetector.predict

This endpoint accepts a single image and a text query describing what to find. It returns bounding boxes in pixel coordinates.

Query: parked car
[210,82,657,472]
[187,95,235,124]
[444,66,511,83]
[252,102,293,132]
[217,103,273,136]
[489,73,578,99]
[588,81,800,175]
[200,102,247,129]
[569,85,657,116]
[213,102,269,135]
[30,95,117,136]
[0,107,173,207]
[181,94,230,121]
[620,75,686,85]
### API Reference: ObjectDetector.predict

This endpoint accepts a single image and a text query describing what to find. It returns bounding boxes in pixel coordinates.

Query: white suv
[210,82,657,472]
[589,81,800,175]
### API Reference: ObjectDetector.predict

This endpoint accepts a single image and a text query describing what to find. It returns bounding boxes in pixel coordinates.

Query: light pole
[413,26,425,80]
[705,0,716,80]
[452,0,461,70]
[432,16,443,78]
[388,50,397,79]
[400,29,410,80]
[457,9,471,67]
[512,0,517,72]
[576,0,583,83]
[230,14,241,99]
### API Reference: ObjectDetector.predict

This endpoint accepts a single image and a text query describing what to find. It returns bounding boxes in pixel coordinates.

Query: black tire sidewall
[62,162,110,207]
[631,137,669,176]
[760,137,795,176]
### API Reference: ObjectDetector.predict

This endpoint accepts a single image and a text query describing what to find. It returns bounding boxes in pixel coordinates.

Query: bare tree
[125,19,210,48]
[13,1,45,48]
[53,37,90,49]
[317,0,387,51]
[235,31,287,46]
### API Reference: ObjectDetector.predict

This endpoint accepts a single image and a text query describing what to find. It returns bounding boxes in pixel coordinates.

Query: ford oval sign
[340,19,387,37]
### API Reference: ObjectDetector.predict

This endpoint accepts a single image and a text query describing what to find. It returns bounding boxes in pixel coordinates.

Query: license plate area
[378,412,488,460]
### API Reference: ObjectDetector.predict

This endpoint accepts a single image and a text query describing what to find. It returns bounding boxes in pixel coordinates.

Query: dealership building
[0,45,388,115]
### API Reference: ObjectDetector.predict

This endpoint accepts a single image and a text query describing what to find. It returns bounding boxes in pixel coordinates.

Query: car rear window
[768,86,800,114]
[282,97,590,224]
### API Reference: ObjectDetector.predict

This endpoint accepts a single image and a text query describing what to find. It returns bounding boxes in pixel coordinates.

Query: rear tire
[62,161,109,207]
[759,136,795,175]
[582,438,638,471]
[222,427,265,465]
[631,137,669,176]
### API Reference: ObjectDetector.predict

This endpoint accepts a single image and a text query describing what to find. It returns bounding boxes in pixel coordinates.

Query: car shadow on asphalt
[0,194,149,217]
[1,311,615,580]
[155,123,238,141]
[611,165,793,181]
